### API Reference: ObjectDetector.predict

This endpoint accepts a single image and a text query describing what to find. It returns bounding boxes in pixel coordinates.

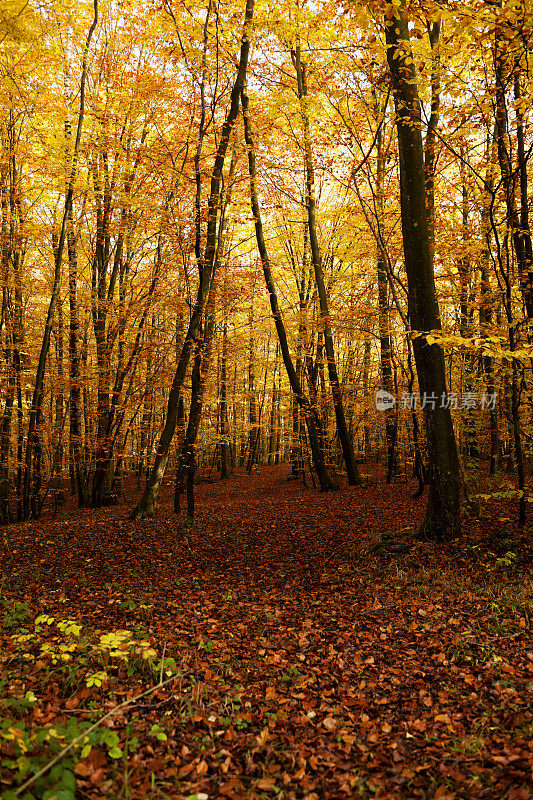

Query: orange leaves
[3,468,533,800]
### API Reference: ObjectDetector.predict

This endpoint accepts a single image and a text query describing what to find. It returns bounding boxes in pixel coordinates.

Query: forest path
[2,467,532,799]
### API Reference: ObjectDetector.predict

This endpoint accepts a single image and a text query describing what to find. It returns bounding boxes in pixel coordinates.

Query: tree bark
[292,45,361,486]
[22,1,98,520]
[131,0,255,519]
[375,94,397,480]
[219,322,229,478]
[386,2,461,539]
[241,85,335,491]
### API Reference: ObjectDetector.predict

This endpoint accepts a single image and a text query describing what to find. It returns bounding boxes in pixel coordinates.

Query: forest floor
[1,465,532,800]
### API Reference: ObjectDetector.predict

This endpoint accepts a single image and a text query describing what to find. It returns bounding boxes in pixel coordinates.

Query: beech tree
[0,0,531,532]
[131,0,255,519]
[385,1,462,539]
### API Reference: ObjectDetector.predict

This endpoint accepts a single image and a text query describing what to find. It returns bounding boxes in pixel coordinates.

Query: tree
[241,83,335,491]
[22,0,98,520]
[385,1,461,539]
[131,0,255,519]
[292,42,361,486]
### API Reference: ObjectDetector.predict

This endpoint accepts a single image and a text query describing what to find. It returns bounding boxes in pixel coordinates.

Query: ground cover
[1,467,532,800]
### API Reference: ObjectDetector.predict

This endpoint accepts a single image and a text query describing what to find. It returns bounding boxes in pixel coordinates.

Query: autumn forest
[1,0,532,798]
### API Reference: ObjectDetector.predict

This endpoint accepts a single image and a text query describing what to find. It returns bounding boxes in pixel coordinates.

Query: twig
[159,642,167,685]
[14,671,181,796]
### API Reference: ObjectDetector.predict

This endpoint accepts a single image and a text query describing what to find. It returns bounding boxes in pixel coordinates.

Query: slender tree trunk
[92,256,161,504]
[241,85,334,491]
[22,0,98,520]
[292,45,361,486]
[54,297,65,476]
[67,211,89,505]
[424,20,441,260]
[386,1,461,539]
[246,309,258,472]
[175,303,216,525]
[494,36,533,318]
[375,96,397,480]
[362,336,371,461]
[219,322,229,478]
[0,354,15,524]
[131,0,255,519]
[268,345,279,465]
[480,136,500,474]
[274,366,282,465]
[492,35,526,527]
[458,150,477,460]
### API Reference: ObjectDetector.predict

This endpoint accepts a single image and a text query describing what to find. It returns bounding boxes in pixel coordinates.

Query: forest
[1,0,532,798]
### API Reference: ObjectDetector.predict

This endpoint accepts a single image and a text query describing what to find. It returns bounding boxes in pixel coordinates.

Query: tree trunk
[175,303,216,525]
[375,95,397,480]
[494,39,533,317]
[292,45,361,486]
[241,85,335,491]
[386,2,461,539]
[131,0,255,519]
[67,210,89,506]
[219,322,229,478]
[480,135,500,474]
[22,0,98,520]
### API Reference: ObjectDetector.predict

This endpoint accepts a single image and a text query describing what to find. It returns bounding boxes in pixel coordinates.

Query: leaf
[74,761,93,777]
[256,727,269,746]
[256,777,276,790]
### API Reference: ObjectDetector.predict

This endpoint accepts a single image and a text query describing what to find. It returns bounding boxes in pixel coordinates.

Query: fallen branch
[15,670,181,797]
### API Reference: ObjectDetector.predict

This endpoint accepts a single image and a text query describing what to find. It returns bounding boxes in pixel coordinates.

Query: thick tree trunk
[386,2,461,539]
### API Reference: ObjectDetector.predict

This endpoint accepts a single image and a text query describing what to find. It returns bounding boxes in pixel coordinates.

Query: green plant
[281,666,299,683]
[495,551,517,568]
[2,600,30,630]
[197,638,215,653]
[0,716,123,799]
[149,723,167,742]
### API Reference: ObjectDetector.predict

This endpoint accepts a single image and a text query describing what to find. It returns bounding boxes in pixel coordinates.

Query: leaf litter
[1,465,532,799]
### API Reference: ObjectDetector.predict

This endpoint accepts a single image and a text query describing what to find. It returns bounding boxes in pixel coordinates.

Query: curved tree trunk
[131,0,255,519]
[291,45,361,486]
[241,85,335,492]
